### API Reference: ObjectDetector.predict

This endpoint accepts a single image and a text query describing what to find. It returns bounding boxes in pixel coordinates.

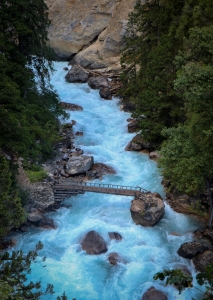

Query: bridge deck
[53,182,147,202]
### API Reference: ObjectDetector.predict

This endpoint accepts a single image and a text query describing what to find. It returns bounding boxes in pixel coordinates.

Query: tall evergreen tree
[121,0,185,145]
[0,0,67,159]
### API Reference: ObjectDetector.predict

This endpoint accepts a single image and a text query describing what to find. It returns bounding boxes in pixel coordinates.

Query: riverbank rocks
[81,230,108,255]
[99,87,112,100]
[65,64,88,83]
[127,119,139,133]
[88,76,109,89]
[192,250,213,272]
[142,287,168,300]
[130,192,165,227]
[177,241,208,259]
[60,101,83,111]
[125,134,154,151]
[149,152,161,161]
[65,155,94,175]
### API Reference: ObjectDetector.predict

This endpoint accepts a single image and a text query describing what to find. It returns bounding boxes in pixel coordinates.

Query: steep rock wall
[45,0,137,69]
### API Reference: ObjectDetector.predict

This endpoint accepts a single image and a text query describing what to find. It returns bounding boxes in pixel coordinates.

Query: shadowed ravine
[14,62,202,300]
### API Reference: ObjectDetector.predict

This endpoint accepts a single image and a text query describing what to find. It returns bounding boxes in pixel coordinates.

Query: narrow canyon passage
[15,62,202,300]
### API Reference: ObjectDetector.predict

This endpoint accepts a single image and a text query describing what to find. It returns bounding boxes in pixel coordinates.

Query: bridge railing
[62,182,148,192]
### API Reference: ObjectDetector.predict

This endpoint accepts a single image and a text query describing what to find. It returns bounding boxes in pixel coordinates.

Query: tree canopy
[121,0,213,217]
[0,0,67,160]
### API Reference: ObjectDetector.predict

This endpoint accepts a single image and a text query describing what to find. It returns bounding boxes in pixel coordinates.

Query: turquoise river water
[14,62,204,300]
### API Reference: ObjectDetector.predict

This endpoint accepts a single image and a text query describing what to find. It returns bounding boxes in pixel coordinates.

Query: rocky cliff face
[45,0,137,69]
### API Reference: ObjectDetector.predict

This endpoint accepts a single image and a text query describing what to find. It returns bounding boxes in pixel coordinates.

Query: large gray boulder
[65,65,88,83]
[88,76,109,89]
[130,193,165,227]
[81,230,108,255]
[142,287,168,300]
[177,241,208,259]
[192,250,213,272]
[65,156,94,175]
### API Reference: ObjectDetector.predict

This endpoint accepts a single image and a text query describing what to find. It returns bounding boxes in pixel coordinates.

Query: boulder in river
[81,230,108,255]
[65,155,94,175]
[108,252,120,265]
[192,250,213,272]
[65,64,88,83]
[108,232,122,241]
[177,241,208,259]
[99,87,112,100]
[88,76,109,89]
[60,102,83,111]
[142,286,168,300]
[130,192,165,227]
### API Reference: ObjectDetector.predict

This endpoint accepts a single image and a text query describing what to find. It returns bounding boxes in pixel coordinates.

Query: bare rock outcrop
[81,230,108,254]
[130,192,165,227]
[45,0,137,69]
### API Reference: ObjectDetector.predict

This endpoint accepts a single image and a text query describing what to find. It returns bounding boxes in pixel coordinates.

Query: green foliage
[154,264,213,299]
[0,0,68,160]
[153,268,193,294]
[120,0,185,144]
[0,154,25,238]
[0,241,69,299]
[122,0,213,215]
[26,164,47,183]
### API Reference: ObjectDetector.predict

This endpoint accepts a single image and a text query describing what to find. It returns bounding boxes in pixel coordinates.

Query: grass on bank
[25,164,47,183]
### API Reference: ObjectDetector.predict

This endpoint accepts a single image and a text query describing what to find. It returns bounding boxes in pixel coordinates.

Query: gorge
[14,62,202,299]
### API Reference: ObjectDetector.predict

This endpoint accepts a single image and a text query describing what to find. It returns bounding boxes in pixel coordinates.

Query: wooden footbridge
[53,182,148,202]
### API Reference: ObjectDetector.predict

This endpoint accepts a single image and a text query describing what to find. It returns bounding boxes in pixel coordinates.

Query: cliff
[45,0,137,69]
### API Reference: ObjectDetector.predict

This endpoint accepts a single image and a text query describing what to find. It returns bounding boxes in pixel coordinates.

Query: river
[15,62,202,299]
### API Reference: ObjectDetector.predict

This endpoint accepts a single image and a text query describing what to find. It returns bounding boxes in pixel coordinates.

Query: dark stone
[99,87,112,100]
[60,102,83,111]
[80,230,108,255]
[142,287,167,300]
[88,76,109,90]
[108,232,122,241]
[39,217,56,229]
[192,250,213,272]
[127,119,139,133]
[65,64,88,83]
[108,252,120,265]
[75,131,83,136]
[177,241,208,259]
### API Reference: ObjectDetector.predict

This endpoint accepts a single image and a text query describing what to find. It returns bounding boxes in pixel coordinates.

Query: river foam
[15,62,203,299]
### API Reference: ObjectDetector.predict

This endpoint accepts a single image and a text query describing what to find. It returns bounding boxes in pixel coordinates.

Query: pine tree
[121,0,185,145]
[0,0,67,159]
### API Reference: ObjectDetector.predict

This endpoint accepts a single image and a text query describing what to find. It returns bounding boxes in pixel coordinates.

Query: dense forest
[0,0,68,237]
[0,0,68,297]
[121,0,213,223]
